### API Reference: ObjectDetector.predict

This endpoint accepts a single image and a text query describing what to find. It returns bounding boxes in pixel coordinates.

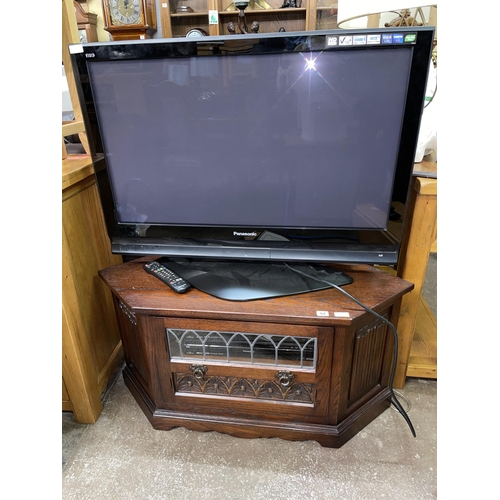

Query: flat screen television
[70,27,434,300]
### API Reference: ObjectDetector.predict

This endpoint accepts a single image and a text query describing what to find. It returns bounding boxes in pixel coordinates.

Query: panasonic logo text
[233,232,258,237]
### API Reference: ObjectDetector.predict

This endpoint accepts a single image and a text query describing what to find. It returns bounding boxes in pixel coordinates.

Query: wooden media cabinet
[99,258,413,448]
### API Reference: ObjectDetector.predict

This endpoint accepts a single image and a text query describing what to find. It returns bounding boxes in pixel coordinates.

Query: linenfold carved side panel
[348,317,390,403]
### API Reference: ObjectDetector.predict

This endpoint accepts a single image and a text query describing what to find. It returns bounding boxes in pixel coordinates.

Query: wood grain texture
[100,259,413,326]
[161,0,318,37]
[124,365,392,448]
[62,301,102,423]
[62,156,94,194]
[62,168,123,423]
[407,296,437,379]
[395,172,437,387]
[101,259,412,447]
[62,0,90,155]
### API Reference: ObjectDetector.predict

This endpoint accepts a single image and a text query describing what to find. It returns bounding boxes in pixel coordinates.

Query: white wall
[341,6,435,29]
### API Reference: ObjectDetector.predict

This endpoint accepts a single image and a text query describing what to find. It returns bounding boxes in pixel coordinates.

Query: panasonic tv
[70,26,434,299]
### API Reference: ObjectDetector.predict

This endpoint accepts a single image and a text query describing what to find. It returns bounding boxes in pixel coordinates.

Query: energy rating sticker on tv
[339,35,352,46]
[367,34,381,44]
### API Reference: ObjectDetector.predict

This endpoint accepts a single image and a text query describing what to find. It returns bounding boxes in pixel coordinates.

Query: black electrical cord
[284,263,416,438]
[423,81,437,109]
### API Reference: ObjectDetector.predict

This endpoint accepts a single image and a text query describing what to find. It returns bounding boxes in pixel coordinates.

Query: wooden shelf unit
[396,165,437,384]
[62,0,124,423]
[160,0,337,38]
[62,155,124,422]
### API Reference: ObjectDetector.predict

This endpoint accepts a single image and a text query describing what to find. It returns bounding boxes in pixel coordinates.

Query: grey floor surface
[62,255,438,499]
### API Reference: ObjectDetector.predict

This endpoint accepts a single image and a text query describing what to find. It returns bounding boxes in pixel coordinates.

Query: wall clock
[102,0,157,40]
[186,28,208,38]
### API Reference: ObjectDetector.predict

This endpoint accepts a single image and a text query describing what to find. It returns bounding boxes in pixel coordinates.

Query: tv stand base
[99,258,413,449]
[124,366,392,448]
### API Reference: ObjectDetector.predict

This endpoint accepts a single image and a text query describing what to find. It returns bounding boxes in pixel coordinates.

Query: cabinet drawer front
[171,360,316,404]
[160,318,333,420]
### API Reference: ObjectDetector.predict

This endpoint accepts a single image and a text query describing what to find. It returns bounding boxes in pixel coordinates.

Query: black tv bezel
[70,27,434,266]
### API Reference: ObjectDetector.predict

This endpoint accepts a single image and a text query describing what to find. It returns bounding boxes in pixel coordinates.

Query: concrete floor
[62,255,437,499]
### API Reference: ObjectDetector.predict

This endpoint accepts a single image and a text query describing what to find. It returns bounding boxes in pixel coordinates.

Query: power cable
[285,263,416,437]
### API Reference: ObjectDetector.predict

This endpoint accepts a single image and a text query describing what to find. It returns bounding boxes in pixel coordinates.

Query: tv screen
[71,27,434,267]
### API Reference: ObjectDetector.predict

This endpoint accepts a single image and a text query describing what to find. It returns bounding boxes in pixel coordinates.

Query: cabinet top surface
[99,258,413,325]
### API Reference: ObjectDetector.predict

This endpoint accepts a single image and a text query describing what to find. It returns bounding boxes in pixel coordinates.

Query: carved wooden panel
[174,373,315,404]
[348,317,389,403]
[114,298,148,389]
[118,300,136,325]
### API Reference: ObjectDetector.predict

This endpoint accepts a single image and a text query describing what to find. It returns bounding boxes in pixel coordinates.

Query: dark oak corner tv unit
[99,258,413,448]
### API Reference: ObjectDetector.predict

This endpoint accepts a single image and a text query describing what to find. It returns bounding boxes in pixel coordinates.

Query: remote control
[143,261,192,294]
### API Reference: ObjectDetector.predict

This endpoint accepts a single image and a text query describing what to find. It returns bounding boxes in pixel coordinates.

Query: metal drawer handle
[190,364,208,380]
[276,370,294,387]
